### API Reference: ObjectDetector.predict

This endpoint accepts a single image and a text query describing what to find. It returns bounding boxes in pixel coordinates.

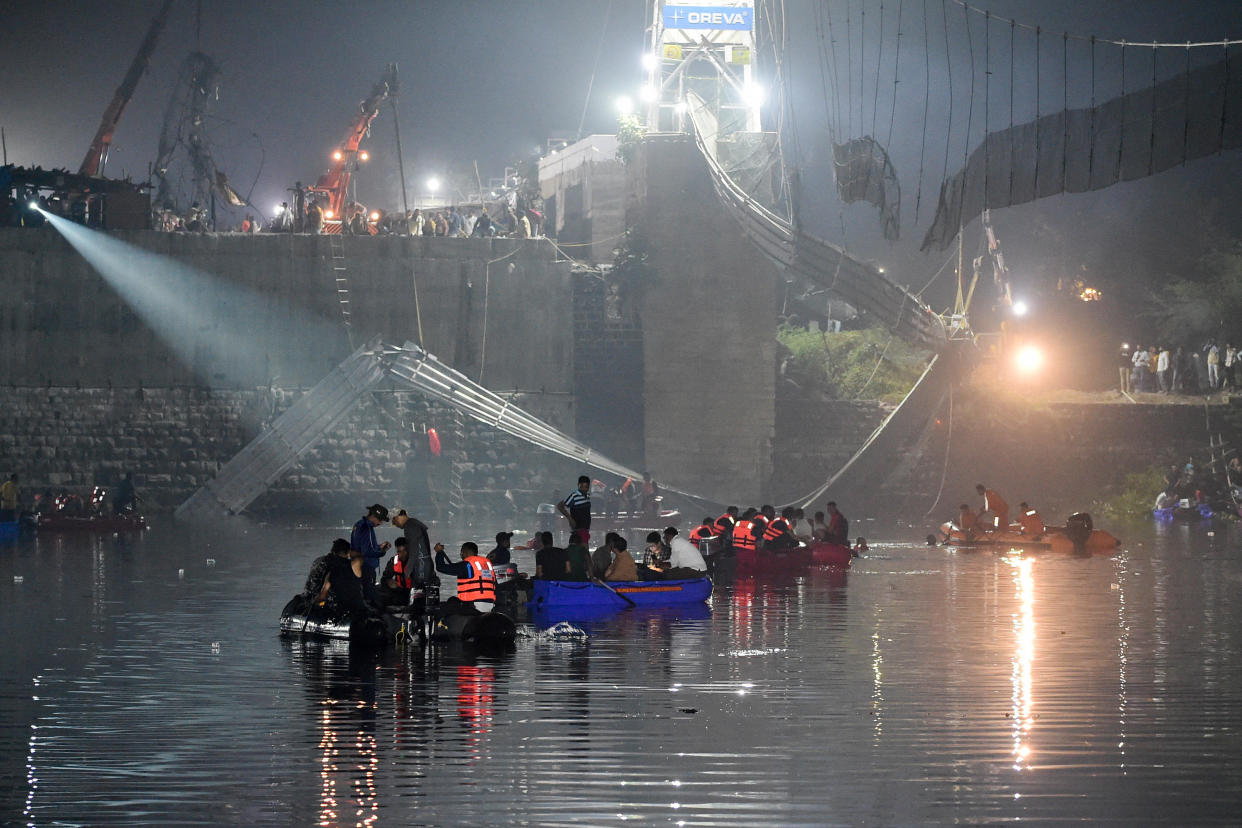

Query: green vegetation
[615,114,644,165]
[1095,465,1167,522]
[1147,245,1242,343]
[778,324,930,403]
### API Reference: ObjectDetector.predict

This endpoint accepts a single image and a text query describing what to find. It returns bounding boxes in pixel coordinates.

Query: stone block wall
[772,394,895,505]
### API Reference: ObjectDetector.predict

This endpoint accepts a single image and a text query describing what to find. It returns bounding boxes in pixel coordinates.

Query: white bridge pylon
[175,339,652,520]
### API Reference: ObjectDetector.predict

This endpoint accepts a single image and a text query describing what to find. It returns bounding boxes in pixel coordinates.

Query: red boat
[734,543,814,575]
[808,541,853,568]
[38,513,147,533]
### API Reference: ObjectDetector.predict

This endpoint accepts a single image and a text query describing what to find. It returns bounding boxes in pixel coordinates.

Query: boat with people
[278,594,517,648]
[528,576,712,609]
[808,540,853,567]
[937,512,1120,555]
[1152,501,1213,522]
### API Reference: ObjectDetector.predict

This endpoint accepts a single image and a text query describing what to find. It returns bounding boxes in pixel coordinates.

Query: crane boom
[308,64,398,225]
[79,0,175,178]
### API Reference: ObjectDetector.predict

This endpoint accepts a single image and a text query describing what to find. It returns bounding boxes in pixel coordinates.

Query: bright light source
[639,84,658,103]
[1015,345,1043,374]
[742,82,765,107]
[426,177,441,193]
[615,95,635,115]
[358,150,370,162]
[641,53,658,71]
[369,211,380,222]
[323,209,334,220]
[674,100,688,114]
[332,150,343,161]
[27,200,39,211]
[1012,300,1029,316]
[877,266,886,274]
[1121,342,1130,350]
[273,203,284,215]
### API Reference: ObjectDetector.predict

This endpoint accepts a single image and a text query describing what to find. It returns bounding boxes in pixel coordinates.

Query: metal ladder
[447,409,468,521]
[329,233,355,347]
[175,337,386,520]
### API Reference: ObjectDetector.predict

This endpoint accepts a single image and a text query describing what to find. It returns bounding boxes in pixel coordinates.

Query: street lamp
[426,177,441,193]
[615,96,635,116]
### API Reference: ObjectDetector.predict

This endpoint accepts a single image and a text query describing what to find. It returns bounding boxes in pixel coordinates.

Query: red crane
[308,64,398,232]
[79,0,175,178]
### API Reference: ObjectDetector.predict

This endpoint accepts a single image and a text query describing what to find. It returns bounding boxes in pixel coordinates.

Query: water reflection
[1005,554,1035,771]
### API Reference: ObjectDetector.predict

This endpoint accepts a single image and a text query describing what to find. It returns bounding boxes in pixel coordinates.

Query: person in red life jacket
[825,502,849,545]
[761,506,798,548]
[379,537,414,606]
[976,484,1009,530]
[731,509,762,552]
[1017,502,1045,539]
[434,541,497,614]
[752,506,773,545]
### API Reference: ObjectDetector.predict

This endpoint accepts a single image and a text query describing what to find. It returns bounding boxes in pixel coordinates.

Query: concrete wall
[630,136,779,504]
[538,135,626,265]
[0,228,572,394]
[772,396,895,504]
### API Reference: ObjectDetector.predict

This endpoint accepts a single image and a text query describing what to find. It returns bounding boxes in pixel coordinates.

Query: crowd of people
[1120,341,1238,395]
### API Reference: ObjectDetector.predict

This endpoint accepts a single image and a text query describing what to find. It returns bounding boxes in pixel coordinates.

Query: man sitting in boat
[956,503,979,540]
[825,502,849,546]
[761,506,799,549]
[1017,503,1045,539]
[640,532,668,580]
[661,526,707,578]
[592,532,620,578]
[564,529,594,581]
[378,537,414,607]
[488,531,513,565]
[319,544,374,618]
[535,531,567,579]
[433,541,497,614]
[604,537,638,581]
[976,484,1009,531]
[303,538,353,611]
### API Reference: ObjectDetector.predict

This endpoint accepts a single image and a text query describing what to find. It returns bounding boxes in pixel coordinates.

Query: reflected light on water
[1115,555,1129,769]
[318,702,379,827]
[1007,554,1035,770]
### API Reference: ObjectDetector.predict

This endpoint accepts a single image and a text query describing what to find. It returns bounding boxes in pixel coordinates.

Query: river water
[2,517,1240,825]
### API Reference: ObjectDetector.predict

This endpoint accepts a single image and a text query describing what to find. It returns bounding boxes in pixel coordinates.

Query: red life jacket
[763,517,790,542]
[689,524,716,544]
[713,513,735,534]
[391,555,413,589]
[457,556,497,603]
[732,519,758,551]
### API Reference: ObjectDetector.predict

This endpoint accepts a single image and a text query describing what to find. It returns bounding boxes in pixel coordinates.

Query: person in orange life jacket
[434,541,497,614]
[689,518,717,545]
[762,506,798,548]
[379,537,413,606]
[1017,502,1045,539]
[956,503,979,541]
[713,506,739,544]
[825,502,849,545]
[731,508,762,551]
[751,506,772,545]
[976,484,1009,530]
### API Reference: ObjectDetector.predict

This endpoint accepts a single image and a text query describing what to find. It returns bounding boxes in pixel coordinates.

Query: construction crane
[307,64,397,233]
[79,0,175,178]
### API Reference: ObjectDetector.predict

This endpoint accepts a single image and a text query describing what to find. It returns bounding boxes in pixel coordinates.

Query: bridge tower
[643,1,761,135]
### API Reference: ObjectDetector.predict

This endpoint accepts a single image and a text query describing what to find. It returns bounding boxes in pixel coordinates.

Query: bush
[1095,465,1167,522]
[778,325,930,402]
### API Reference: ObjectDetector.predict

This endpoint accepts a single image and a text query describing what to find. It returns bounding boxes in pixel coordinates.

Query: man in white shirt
[1157,346,1171,393]
[661,526,707,578]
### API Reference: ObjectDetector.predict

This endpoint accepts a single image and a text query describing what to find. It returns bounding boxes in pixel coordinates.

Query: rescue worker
[762,506,798,548]
[957,503,979,540]
[976,483,1009,530]
[434,541,497,614]
[713,506,739,543]
[303,538,352,610]
[731,509,761,555]
[391,509,438,610]
[688,518,718,545]
[379,537,413,606]
[1017,502,1045,539]
[825,502,849,546]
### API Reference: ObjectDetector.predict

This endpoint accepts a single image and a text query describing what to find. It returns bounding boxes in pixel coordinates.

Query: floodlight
[615,96,635,115]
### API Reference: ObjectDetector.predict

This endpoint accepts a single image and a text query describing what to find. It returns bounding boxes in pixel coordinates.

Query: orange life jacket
[392,555,413,589]
[713,513,735,534]
[457,555,497,603]
[763,516,790,542]
[732,519,757,551]
[689,524,716,544]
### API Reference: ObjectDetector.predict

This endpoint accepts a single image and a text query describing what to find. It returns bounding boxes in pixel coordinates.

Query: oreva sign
[662,4,754,31]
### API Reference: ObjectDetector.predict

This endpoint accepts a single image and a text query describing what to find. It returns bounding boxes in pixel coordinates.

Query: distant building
[537,135,625,265]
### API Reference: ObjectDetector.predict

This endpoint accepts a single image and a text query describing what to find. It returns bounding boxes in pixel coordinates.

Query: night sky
[3,0,1240,316]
